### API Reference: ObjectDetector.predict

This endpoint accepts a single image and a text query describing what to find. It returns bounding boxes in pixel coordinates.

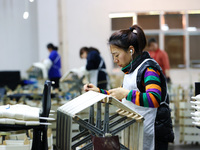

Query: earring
[130,49,133,54]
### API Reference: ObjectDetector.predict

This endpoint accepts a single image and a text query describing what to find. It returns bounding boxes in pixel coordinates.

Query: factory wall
[0,0,200,86]
[0,0,58,78]
[63,0,200,86]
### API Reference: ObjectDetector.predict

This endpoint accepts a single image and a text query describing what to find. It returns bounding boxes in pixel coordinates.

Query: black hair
[148,38,157,46]
[47,43,58,51]
[79,46,100,58]
[108,24,146,54]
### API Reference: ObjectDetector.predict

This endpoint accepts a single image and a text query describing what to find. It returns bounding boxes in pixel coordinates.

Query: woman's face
[81,51,88,59]
[48,48,53,52]
[110,45,132,68]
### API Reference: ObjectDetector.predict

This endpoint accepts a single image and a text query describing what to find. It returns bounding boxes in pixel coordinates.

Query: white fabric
[43,58,52,70]
[33,62,48,79]
[89,69,98,86]
[60,66,88,82]
[0,118,42,126]
[122,59,157,150]
[89,58,109,89]
[0,104,53,126]
[0,104,40,121]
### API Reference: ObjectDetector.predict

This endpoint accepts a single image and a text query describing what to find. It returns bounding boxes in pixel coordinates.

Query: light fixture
[29,0,34,2]
[161,24,169,31]
[109,13,135,18]
[187,27,197,31]
[149,11,160,15]
[23,11,29,19]
[188,10,200,14]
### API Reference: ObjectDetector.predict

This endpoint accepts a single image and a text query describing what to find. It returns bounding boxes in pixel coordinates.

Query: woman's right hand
[83,83,99,92]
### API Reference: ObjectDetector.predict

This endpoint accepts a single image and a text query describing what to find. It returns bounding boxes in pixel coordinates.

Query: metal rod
[73,116,103,136]
[120,143,129,150]
[89,105,94,125]
[100,113,119,126]
[71,134,91,149]
[111,119,136,135]
[96,102,101,130]
[80,142,93,150]
[109,113,119,120]
[103,102,110,133]
[109,116,127,129]
[72,130,89,142]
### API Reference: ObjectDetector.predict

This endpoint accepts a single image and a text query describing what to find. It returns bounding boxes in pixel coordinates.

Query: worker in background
[147,38,171,83]
[44,43,61,89]
[80,47,108,89]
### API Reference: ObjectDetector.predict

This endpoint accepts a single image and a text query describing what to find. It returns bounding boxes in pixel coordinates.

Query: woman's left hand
[108,88,130,100]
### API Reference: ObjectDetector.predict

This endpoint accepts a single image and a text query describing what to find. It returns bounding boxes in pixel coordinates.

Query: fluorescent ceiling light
[161,24,169,31]
[149,11,160,15]
[187,27,197,31]
[109,13,135,18]
[188,10,200,14]
[23,11,29,19]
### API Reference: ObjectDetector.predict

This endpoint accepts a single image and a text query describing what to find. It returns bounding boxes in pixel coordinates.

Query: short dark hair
[79,47,100,58]
[47,43,58,51]
[108,24,146,54]
[148,38,157,46]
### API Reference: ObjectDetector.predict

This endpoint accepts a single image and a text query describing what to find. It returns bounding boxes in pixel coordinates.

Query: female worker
[80,47,108,89]
[45,43,61,89]
[84,25,174,150]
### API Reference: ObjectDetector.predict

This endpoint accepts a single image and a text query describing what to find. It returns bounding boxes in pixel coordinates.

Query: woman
[80,47,108,89]
[45,43,61,89]
[84,25,174,150]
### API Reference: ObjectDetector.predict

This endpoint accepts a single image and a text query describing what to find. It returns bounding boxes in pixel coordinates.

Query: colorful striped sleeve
[99,89,110,95]
[126,67,161,108]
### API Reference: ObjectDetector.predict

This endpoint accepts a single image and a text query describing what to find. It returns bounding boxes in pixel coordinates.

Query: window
[189,14,200,28]
[110,10,200,69]
[137,14,159,30]
[165,35,185,68]
[190,35,200,67]
[164,13,183,29]
[111,17,133,30]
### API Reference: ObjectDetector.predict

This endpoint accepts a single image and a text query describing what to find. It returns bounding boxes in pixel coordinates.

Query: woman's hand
[108,88,130,100]
[83,83,99,92]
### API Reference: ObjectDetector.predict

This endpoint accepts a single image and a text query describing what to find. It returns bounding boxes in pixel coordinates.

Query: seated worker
[80,47,108,89]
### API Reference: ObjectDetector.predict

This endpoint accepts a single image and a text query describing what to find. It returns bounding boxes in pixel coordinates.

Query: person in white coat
[83,25,174,150]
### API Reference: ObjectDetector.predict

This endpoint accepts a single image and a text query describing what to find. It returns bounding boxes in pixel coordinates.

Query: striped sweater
[100,67,161,108]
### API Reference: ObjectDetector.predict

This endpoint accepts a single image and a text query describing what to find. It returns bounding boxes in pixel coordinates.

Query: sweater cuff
[99,89,110,95]
[126,90,133,101]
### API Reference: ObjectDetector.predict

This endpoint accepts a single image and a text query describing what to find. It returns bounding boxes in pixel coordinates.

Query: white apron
[89,57,108,88]
[122,59,157,150]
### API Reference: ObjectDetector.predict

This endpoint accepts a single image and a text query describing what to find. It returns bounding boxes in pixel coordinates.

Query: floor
[168,125,200,150]
[53,125,200,150]
[169,145,200,150]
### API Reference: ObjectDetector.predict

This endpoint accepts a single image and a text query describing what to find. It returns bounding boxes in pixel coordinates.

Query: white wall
[0,0,58,78]
[37,0,59,61]
[0,0,38,78]
[63,0,200,86]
